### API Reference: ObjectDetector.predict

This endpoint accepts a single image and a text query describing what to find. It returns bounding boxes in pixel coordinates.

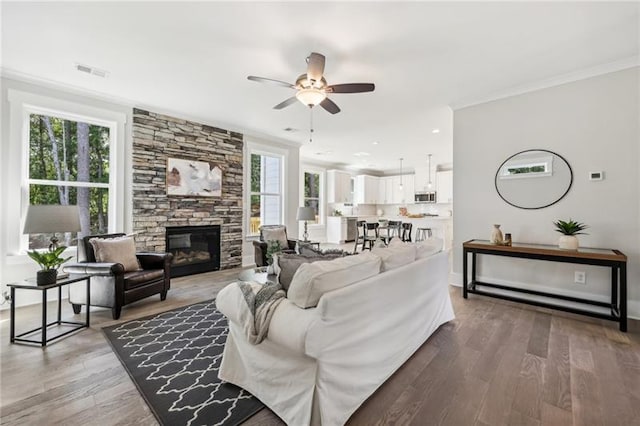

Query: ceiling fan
[247,52,375,114]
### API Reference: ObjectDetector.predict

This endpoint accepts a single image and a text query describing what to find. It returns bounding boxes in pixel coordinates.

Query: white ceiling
[2,2,638,172]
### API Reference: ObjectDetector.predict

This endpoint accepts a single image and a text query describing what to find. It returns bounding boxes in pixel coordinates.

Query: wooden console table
[462,239,627,331]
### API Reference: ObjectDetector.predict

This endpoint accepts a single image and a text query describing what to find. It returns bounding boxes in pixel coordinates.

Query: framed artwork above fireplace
[166,157,222,197]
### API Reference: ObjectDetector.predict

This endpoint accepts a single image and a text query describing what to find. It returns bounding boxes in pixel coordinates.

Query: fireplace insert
[165,225,220,277]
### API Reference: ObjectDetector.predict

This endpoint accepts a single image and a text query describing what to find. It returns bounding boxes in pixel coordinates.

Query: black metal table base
[9,275,91,346]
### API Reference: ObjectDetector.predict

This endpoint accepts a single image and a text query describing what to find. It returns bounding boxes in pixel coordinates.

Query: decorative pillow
[89,236,141,272]
[274,252,344,291]
[287,252,381,308]
[371,243,416,272]
[415,238,444,259]
[261,226,289,248]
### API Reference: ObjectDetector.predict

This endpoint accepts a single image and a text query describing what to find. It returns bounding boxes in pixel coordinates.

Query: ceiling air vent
[75,63,109,78]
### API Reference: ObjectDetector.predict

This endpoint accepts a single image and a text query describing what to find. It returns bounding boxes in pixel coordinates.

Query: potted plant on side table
[553,219,589,250]
[27,246,73,285]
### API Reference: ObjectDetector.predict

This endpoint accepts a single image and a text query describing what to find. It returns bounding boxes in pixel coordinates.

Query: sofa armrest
[137,252,173,270]
[63,262,125,276]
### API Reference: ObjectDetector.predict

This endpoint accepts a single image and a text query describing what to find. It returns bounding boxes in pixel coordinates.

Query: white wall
[452,67,640,318]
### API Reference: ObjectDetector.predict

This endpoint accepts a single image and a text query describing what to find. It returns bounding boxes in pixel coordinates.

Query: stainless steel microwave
[415,191,436,203]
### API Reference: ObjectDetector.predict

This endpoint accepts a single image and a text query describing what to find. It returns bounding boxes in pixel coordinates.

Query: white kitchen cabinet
[436,170,453,204]
[376,175,413,204]
[327,170,352,204]
[414,166,429,192]
[354,175,379,204]
[398,174,414,204]
[377,177,389,205]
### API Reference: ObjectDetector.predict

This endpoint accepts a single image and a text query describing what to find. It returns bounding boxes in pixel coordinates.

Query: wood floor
[1,268,638,426]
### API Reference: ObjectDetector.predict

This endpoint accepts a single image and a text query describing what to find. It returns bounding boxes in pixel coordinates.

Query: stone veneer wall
[131,108,243,269]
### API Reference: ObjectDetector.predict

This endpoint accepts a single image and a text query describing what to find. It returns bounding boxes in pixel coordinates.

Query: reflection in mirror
[495,149,572,209]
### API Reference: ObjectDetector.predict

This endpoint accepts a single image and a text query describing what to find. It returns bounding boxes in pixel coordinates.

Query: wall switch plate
[589,171,604,181]
[574,271,586,284]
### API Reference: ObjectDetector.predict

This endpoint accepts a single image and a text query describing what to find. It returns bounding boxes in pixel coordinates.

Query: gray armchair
[64,233,172,319]
[252,225,296,267]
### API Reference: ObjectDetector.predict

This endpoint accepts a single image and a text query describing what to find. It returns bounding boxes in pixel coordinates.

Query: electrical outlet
[574,271,586,284]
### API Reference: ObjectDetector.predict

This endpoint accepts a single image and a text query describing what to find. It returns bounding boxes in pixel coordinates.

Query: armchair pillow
[260,225,289,248]
[89,236,141,272]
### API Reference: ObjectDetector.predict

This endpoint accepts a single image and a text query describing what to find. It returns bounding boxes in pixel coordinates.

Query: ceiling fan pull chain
[309,106,314,143]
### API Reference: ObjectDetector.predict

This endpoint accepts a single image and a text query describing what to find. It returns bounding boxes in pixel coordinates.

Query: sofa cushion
[274,253,344,291]
[123,269,164,290]
[260,225,289,248]
[89,236,141,272]
[287,252,382,309]
[371,242,416,272]
[415,238,444,259]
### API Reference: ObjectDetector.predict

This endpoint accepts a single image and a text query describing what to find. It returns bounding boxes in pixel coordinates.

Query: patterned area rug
[103,300,264,426]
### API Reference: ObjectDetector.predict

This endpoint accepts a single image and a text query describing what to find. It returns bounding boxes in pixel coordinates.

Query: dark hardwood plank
[527,312,551,358]
[542,331,572,411]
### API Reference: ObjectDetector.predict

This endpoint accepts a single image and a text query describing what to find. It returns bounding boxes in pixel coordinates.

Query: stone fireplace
[131,109,243,272]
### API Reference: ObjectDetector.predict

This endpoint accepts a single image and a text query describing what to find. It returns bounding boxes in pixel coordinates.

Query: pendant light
[399,158,404,190]
[427,154,433,189]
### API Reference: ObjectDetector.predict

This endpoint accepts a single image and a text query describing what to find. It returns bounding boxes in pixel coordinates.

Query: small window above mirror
[495,149,572,209]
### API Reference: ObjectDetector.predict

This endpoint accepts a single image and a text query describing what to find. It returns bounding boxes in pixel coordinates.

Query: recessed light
[372,141,379,145]
[353,152,371,157]
[432,128,440,134]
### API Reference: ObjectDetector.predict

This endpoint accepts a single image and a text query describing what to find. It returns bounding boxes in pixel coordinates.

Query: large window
[249,152,283,236]
[26,113,111,249]
[303,171,321,224]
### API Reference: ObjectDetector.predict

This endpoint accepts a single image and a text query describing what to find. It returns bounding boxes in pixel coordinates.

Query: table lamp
[23,205,81,251]
[297,207,316,242]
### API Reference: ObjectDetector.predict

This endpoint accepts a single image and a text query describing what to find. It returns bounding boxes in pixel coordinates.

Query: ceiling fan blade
[325,83,375,94]
[247,76,295,89]
[273,96,298,110]
[306,52,326,84]
[320,98,340,114]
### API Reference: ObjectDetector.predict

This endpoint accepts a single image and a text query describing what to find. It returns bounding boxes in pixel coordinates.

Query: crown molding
[450,56,640,111]
[0,67,303,149]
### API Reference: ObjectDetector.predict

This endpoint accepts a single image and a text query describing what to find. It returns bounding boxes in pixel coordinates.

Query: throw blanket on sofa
[237,281,286,345]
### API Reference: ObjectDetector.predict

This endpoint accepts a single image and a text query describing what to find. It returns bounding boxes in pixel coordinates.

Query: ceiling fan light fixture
[296,88,327,106]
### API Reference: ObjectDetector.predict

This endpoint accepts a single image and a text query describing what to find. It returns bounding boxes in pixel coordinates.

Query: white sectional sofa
[216,240,454,426]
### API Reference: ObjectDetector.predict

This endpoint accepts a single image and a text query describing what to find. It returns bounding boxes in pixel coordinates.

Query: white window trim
[6,89,127,256]
[245,141,287,239]
[300,166,325,227]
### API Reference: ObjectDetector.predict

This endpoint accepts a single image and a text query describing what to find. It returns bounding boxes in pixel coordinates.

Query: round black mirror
[495,149,573,209]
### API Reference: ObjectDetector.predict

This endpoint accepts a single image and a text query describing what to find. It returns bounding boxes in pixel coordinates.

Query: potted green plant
[27,246,73,285]
[265,240,282,273]
[553,219,588,250]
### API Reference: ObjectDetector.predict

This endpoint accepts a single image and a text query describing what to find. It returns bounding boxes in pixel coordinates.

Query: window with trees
[27,113,110,249]
[303,171,321,224]
[249,152,283,236]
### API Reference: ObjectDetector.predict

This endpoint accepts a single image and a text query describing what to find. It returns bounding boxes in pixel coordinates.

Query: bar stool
[385,221,402,244]
[415,227,433,242]
[401,223,413,242]
[363,222,380,250]
[353,220,366,253]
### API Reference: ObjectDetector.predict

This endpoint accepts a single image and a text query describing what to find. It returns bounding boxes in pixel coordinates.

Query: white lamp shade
[297,206,316,221]
[23,205,81,234]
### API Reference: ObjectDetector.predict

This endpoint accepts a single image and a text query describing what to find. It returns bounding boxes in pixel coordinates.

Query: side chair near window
[64,233,172,319]
[252,225,297,266]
